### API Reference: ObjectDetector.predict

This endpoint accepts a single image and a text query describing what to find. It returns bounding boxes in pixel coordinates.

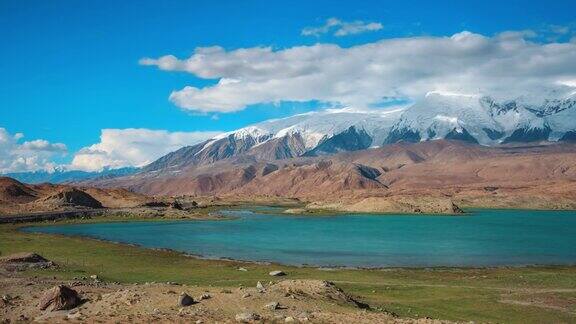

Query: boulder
[269,270,286,277]
[199,293,211,300]
[235,312,260,323]
[38,285,81,311]
[256,281,265,292]
[263,301,279,310]
[178,293,195,306]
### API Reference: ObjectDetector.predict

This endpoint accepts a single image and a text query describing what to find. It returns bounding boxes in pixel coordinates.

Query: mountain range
[5,91,576,213]
[5,167,139,185]
[68,92,576,213]
[142,91,576,173]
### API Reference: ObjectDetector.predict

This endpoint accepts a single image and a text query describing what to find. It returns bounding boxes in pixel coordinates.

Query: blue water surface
[22,209,576,268]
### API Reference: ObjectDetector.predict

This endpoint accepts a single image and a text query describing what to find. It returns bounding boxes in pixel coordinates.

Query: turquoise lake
[23,208,576,268]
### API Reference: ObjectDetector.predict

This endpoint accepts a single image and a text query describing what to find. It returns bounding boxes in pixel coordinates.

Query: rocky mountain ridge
[142,92,576,173]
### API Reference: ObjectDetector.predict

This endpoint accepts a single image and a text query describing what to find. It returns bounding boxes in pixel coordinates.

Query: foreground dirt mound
[271,280,369,309]
[0,275,456,323]
[0,252,55,271]
[35,188,103,209]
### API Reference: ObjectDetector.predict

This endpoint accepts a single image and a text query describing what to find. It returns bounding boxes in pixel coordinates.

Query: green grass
[2,218,576,323]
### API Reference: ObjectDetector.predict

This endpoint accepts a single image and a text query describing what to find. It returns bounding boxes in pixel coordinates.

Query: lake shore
[1,207,576,323]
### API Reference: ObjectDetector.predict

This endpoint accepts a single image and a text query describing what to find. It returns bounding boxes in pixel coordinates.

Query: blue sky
[1,0,575,172]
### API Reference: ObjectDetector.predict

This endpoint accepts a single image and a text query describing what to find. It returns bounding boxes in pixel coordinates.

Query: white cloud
[0,128,68,173]
[301,18,383,37]
[70,128,221,172]
[141,31,576,113]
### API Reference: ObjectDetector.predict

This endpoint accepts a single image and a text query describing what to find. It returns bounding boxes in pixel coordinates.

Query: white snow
[196,90,576,153]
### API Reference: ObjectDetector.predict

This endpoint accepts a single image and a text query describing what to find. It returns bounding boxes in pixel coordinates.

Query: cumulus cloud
[0,128,68,173]
[301,18,383,37]
[140,31,576,113]
[70,128,221,172]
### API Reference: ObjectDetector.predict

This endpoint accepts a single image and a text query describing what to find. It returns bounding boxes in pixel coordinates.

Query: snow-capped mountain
[1,167,140,184]
[5,167,139,184]
[143,108,404,171]
[144,92,576,172]
[386,91,576,145]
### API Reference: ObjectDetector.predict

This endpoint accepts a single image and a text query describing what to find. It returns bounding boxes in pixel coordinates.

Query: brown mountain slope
[0,177,149,215]
[0,177,38,204]
[85,140,576,213]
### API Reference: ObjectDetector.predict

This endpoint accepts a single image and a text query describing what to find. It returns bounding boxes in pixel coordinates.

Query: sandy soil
[0,269,453,323]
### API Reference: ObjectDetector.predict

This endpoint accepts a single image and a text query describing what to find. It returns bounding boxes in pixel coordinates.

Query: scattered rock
[269,270,286,277]
[285,316,295,323]
[235,312,260,323]
[237,267,248,272]
[199,293,211,300]
[169,200,183,210]
[256,281,265,292]
[242,293,251,298]
[178,293,195,306]
[1,294,11,305]
[90,275,99,280]
[263,301,279,310]
[38,285,81,311]
[297,311,311,321]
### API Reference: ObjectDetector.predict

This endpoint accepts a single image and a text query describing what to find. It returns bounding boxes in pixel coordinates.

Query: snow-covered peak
[213,126,271,141]
[199,91,576,157]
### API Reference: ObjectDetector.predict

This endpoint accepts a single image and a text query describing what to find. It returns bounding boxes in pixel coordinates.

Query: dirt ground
[0,269,455,323]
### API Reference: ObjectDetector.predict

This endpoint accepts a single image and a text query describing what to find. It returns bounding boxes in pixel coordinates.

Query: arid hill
[83,140,576,213]
[0,177,149,215]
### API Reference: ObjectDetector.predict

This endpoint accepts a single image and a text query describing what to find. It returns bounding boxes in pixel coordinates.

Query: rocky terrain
[83,140,576,214]
[0,253,451,323]
[0,177,153,215]
[4,91,576,214]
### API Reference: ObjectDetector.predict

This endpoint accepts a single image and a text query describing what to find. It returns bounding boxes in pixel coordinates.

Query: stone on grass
[38,285,81,311]
[269,270,286,277]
